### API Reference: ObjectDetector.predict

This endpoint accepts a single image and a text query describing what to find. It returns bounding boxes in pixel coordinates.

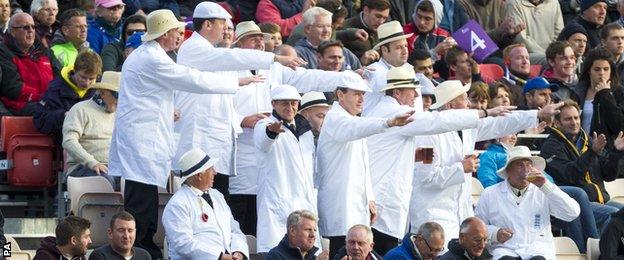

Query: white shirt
[108,41,238,188]
[362,59,423,116]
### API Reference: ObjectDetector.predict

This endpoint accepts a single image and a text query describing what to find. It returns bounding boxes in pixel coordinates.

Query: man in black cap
[563,0,608,49]
[557,22,588,76]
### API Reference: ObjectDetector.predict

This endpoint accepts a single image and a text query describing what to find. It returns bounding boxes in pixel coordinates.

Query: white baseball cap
[271,85,302,101]
[193,1,232,19]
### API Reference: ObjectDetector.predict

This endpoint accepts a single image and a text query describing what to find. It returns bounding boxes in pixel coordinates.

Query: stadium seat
[154,192,172,249]
[1,116,41,152]
[7,251,32,260]
[587,238,600,260]
[479,64,504,84]
[67,176,115,214]
[555,237,585,260]
[471,177,484,204]
[530,64,542,78]
[247,235,263,260]
[604,179,624,204]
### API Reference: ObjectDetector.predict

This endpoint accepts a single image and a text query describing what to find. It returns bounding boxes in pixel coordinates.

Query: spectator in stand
[489,82,512,107]
[88,211,151,260]
[438,217,490,260]
[62,71,119,187]
[557,23,588,76]
[294,7,361,70]
[0,0,9,34]
[475,146,580,260]
[317,40,345,72]
[2,12,59,116]
[468,81,490,110]
[266,210,327,260]
[499,44,531,106]
[444,46,482,85]
[101,14,146,72]
[122,31,143,57]
[599,207,624,259]
[34,50,101,144]
[332,225,384,260]
[31,0,58,48]
[298,91,330,139]
[505,0,563,65]
[522,77,558,110]
[50,8,89,68]
[87,0,124,53]
[602,23,624,66]
[341,0,389,65]
[255,0,315,38]
[544,41,580,103]
[408,49,440,85]
[575,47,624,141]
[384,222,445,260]
[540,100,624,231]
[217,19,234,49]
[34,216,91,260]
[416,73,435,111]
[563,0,608,49]
[403,0,452,59]
[259,22,282,52]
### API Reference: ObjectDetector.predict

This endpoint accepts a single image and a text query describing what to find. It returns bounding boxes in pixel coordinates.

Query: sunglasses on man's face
[126,29,146,37]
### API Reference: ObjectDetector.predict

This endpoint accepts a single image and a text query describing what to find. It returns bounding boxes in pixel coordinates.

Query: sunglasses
[12,24,36,31]
[126,29,146,37]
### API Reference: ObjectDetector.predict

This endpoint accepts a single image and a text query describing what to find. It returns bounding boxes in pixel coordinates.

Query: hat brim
[142,21,186,42]
[373,33,413,50]
[98,1,125,8]
[379,83,421,92]
[496,156,546,179]
[299,102,330,112]
[429,83,471,110]
[233,32,271,45]
[179,157,219,184]
[90,82,119,92]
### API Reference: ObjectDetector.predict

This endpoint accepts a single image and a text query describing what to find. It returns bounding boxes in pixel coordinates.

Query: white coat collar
[189,31,216,48]
[331,101,355,117]
[186,184,205,196]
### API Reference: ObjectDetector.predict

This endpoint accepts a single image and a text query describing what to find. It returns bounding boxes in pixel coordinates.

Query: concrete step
[5,218,56,250]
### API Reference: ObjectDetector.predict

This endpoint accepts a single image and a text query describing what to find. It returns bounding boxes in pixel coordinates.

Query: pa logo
[2,242,10,257]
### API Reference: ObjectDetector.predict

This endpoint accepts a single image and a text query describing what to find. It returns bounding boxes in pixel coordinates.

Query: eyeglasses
[12,24,36,31]
[126,29,146,36]
[421,236,445,254]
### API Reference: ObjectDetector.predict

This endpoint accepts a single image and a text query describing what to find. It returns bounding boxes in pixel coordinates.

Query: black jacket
[540,128,623,203]
[591,88,624,148]
[333,246,383,260]
[33,236,86,260]
[438,239,491,260]
[265,235,320,260]
[600,208,624,260]
[0,43,24,101]
[568,16,603,49]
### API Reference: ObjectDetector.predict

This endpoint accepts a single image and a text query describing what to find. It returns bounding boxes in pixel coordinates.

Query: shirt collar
[187,184,204,196]
[507,181,528,197]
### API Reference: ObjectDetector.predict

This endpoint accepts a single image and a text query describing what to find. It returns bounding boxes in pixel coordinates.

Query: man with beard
[562,0,608,49]
[34,216,92,260]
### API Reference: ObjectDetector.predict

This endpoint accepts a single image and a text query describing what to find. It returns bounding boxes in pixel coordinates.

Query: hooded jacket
[403,0,449,57]
[540,127,623,203]
[50,30,90,68]
[599,208,624,260]
[33,236,86,260]
[86,16,122,53]
[384,233,420,260]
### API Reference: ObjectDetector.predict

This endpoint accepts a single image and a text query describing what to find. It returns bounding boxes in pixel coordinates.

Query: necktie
[457,131,463,141]
[202,192,214,208]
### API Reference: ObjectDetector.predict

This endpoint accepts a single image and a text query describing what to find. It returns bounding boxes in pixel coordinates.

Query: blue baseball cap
[523,77,559,94]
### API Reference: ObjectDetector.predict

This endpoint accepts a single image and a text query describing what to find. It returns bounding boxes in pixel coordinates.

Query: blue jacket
[266,234,319,260]
[384,233,420,260]
[293,38,361,71]
[87,17,122,53]
[476,143,554,188]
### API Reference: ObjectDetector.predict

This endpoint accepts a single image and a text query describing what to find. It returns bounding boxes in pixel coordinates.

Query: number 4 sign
[452,20,499,63]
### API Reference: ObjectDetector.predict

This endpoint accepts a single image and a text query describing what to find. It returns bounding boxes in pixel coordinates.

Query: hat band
[387,78,419,85]
[300,99,328,110]
[378,32,406,43]
[180,155,210,177]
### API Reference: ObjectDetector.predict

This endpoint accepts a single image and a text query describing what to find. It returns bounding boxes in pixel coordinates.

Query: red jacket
[255,0,303,37]
[1,36,55,111]
[403,22,450,55]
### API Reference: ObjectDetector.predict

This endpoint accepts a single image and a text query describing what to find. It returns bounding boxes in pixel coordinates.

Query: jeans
[555,186,599,253]
[590,200,622,234]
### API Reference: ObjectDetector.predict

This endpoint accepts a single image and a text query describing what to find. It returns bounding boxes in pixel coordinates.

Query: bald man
[438,217,490,260]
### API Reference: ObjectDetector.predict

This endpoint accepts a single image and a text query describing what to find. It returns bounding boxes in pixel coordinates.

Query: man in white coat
[163,148,248,260]
[108,9,240,259]
[228,21,368,236]
[365,67,513,254]
[408,81,564,247]
[173,2,306,201]
[316,74,414,259]
[253,85,318,253]
[362,21,423,115]
[475,146,580,260]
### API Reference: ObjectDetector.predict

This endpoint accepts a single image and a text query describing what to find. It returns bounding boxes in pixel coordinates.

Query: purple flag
[452,20,499,63]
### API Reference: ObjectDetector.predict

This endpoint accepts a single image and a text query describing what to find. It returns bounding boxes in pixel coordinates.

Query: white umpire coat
[108,41,238,188]
[230,68,360,194]
[366,96,481,239]
[163,185,249,259]
[409,110,539,244]
[317,102,390,237]
[253,114,318,252]
[362,59,423,116]
[173,32,275,174]
[475,181,580,260]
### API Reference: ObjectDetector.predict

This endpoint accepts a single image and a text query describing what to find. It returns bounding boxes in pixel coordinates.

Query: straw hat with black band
[177,148,219,184]
[233,21,271,45]
[373,21,413,50]
[380,66,421,92]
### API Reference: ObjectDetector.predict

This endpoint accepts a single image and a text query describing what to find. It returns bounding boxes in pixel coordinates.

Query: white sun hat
[142,9,186,42]
[429,80,470,110]
[176,148,219,184]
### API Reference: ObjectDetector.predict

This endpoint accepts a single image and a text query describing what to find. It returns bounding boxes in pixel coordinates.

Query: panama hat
[176,148,219,184]
[271,85,302,101]
[379,66,421,92]
[373,21,413,50]
[429,80,470,110]
[497,146,546,179]
[233,21,271,45]
[142,9,186,42]
[299,92,329,112]
[91,71,121,92]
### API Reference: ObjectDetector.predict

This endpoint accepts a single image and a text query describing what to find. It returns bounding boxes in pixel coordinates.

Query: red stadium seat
[530,64,542,78]
[479,64,504,84]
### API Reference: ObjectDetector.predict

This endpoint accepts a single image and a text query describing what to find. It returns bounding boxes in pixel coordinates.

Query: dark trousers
[499,256,547,260]
[328,236,346,260]
[230,194,257,236]
[124,180,162,259]
[372,228,399,256]
[214,173,230,202]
